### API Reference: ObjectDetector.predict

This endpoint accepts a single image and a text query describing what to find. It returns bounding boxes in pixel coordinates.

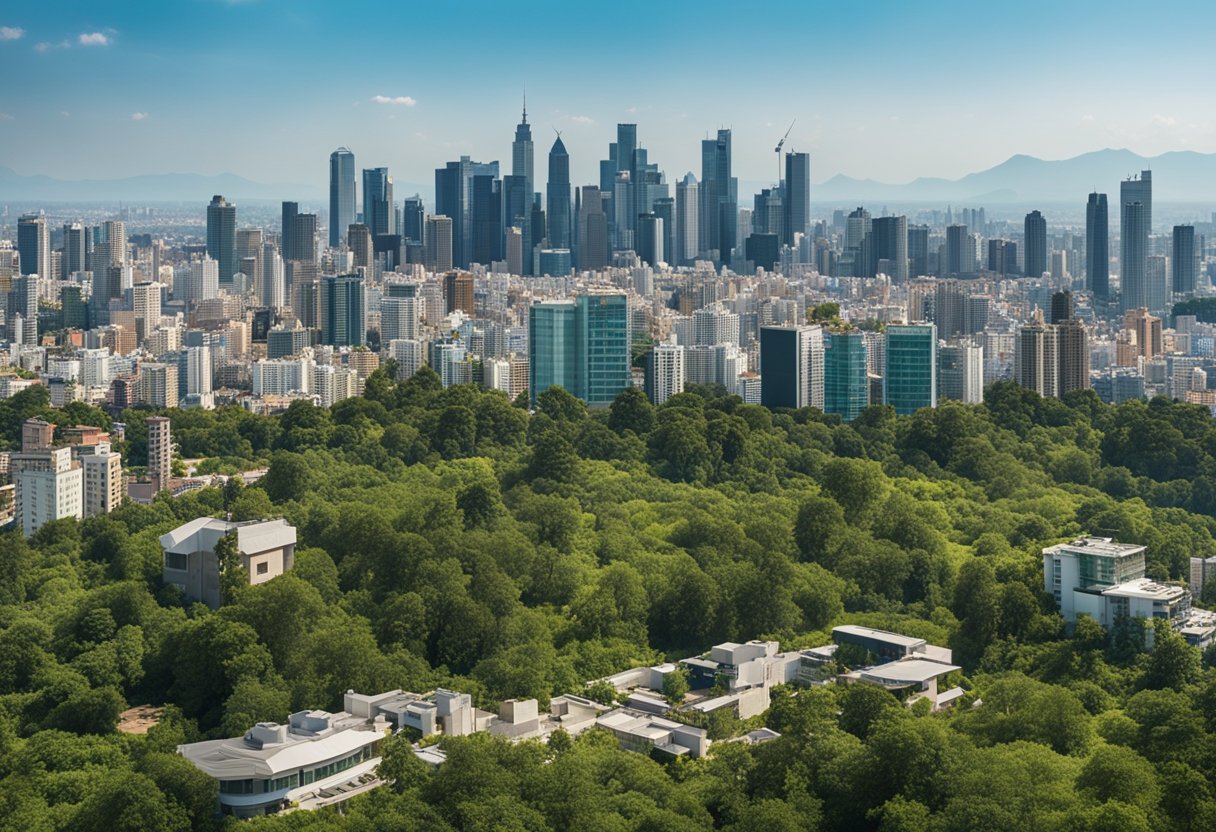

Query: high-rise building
[1056,318,1090,396]
[868,216,908,282]
[512,100,535,264]
[783,152,810,248]
[260,244,285,309]
[945,225,969,276]
[379,297,419,344]
[884,324,938,415]
[61,222,87,278]
[426,216,454,273]
[14,447,83,536]
[938,342,984,403]
[289,212,318,264]
[759,325,825,410]
[528,294,629,405]
[908,225,930,277]
[1015,312,1059,398]
[1086,192,1109,302]
[470,174,503,266]
[17,213,49,277]
[329,148,356,248]
[546,136,571,251]
[1173,225,1197,296]
[675,173,700,266]
[83,445,123,518]
[320,274,366,347]
[147,416,172,493]
[700,129,736,264]
[206,196,237,285]
[436,157,500,269]
[443,271,474,316]
[347,223,373,271]
[362,168,395,237]
[529,300,576,402]
[692,303,740,347]
[402,196,425,245]
[140,364,179,409]
[824,329,868,421]
[9,275,38,345]
[236,227,263,298]
[1120,171,1152,313]
[1023,210,1047,277]
[646,343,685,405]
[636,213,663,267]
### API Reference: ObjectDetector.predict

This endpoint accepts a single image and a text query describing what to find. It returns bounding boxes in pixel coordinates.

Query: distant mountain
[0,166,325,202]
[813,149,1216,205]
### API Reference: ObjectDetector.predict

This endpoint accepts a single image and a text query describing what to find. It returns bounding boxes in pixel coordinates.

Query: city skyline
[3,1,1216,190]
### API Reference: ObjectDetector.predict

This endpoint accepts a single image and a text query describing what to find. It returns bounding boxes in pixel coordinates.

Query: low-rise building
[160,517,296,608]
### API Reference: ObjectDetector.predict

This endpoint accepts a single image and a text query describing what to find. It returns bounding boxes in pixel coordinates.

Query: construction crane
[774,120,795,184]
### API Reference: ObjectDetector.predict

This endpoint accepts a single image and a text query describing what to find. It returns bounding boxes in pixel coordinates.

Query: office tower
[1049,290,1073,325]
[320,274,366,347]
[869,216,908,282]
[132,281,161,329]
[576,186,607,271]
[435,157,500,269]
[186,345,213,402]
[1123,308,1163,361]
[760,325,825,410]
[83,446,123,518]
[938,342,984,403]
[62,222,87,278]
[1173,225,1197,296]
[692,303,740,346]
[512,100,535,260]
[646,343,685,405]
[266,326,309,359]
[444,271,474,316]
[1086,193,1109,302]
[934,280,966,339]
[426,215,454,272]
[527,294,629,405]
[347,223,373,270]
[147,416,172,493]
[260,244,285,309]
[361,167,395,238]
[101,220,127,267]
[9,275,38,344]
[824,329,868,421]
[280,201,299,263]
[470,174,503,266]
[1145,254,1169,315]
[783,151,810,248]
[175,258,219,306]
[637,213,663,267]
[401,195,425,246]
[1120,171,1152,312]
[1052,250,1070,280]
[674,173,700,266]
[329,148,356,248]
[884,324,937,415]
[1023,210,1047,277]
[701,129,736,264]
[379,296,419,343]
[1056,319,1090,396]
[236,227,263,296]
[907,225,930,277]
[546,135,572,251]
[289,212,318,264]
[944,225,968,276]
[206,195,237,285]
[17,213,50,277]
[61,285,88,329]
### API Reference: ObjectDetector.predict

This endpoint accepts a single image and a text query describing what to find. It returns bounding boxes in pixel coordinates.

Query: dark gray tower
[1023,210,1046,277]
[206,195,237,285]
[546,134,571,250]
[329,148,356,248]
[1086,192,1109,303]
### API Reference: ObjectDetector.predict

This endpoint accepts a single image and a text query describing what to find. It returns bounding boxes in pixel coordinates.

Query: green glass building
[529,294,630,406]
[884,324,937,416]
[824,330,868,421]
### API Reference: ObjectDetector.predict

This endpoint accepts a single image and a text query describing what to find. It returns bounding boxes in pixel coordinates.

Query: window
[165,552,188,571]
[256,561,269,575]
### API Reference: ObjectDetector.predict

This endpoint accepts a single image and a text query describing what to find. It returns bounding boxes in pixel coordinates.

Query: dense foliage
[4,371,1216,830]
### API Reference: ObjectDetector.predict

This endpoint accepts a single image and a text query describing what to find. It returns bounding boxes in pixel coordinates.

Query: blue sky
[2,0,1215,192]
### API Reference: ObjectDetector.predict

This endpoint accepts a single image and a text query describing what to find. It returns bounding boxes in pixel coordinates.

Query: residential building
[13,446,83,536]
[161,517,297,609]
[147,416,173,493]
[938,342,983,403]
[645,342,684,405]
[82,444,124,517]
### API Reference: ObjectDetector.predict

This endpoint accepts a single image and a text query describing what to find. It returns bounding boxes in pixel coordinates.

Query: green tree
[662,666,690,706]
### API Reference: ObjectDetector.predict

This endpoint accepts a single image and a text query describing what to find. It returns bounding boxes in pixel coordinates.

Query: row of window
[219,741,381,795]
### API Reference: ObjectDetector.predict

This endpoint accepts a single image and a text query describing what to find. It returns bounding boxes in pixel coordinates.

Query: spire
[522,87,527,124]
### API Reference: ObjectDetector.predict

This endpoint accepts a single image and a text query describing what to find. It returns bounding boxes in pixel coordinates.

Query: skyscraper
[1015,312,1059,398]
[17,213,49,277]
[320,274,366,347]
[945,225,969,276]
[1086,192,1109,302]
[362,167,395,237]
[760,325,825,410]
[206,195,237,285]
[700,129,736,264]
[824,329,868,421]
[435,157,499,269]
[646,343,685,405]
[329,148,356,248]
[637,213,663,267]
[443,271,474,316]
[61,222,87,278]
[1173,225,1197,296]
[1120,171,1152,313]
[577,186,608,271]
[884,324,937,415]
[783,151,811,248]
[576,294,630,406]
[546,135,571,250]
[868,216,908,282]
[938,342,984,403]
[147,416,172,493]
[908,225,930,277]
[1023,210,1047,277]
[512,99,535,264]
[529,300,577,403]
[426,215,454,273]
[675,173,699,266]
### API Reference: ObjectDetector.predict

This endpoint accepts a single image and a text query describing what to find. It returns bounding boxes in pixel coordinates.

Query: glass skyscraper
[206,195,237,285]
[884,324,938,416]
[546,136,571,250]
[362,167,394,237]
[320,274,366,347]
[528,294,629,405]
[1086,192,1109,303]
[1120,171,1152,313]
[329,148,356,248]
[825,330,869,421]
[529,300,577,403]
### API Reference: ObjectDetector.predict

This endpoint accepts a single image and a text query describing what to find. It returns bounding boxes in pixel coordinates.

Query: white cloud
[0,112,13,121]
[568,115,594,125]
[131,111,148,121]
[371,95,416,107]
[1151,114,1178,127]
[78,32,110,46]
[0,26,25,41]
[35,40,70,52]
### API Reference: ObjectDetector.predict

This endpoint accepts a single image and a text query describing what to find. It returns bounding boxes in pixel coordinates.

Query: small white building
[160,517,296,608]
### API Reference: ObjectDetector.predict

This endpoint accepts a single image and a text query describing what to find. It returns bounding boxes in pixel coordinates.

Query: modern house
[177,690,395,819]
[160,517,296,608]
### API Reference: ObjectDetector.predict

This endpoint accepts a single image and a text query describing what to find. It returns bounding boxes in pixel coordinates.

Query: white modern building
[160,517,297,609]
[13,446,83,535]
[82,443,124,517]
[1042,536,1149,623]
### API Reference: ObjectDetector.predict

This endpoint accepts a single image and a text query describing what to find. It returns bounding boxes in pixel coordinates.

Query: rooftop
[1043,536,1146,558]
[1101,578,1187,601]
[833,625,925,650]
[858,659,962,688]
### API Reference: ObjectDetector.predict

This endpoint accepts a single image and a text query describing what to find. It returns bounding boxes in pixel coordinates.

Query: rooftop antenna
[775,119,795,185]
[522,86,527,124]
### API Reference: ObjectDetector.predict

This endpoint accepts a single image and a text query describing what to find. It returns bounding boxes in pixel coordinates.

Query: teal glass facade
[529,301,577,403]
[528,294,630,406]
[884,324,937,416]
[825,330,868,421]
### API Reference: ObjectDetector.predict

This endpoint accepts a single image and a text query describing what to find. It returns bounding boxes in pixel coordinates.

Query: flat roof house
[161,517,296,609]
